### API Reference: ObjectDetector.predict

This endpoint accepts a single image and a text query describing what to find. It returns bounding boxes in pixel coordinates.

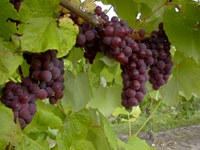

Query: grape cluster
[24,50,65,104]
[0,50,64,128]
[70,14,100,63]
[69,6,156,109]
[1,79,37,128]
[145,23,173,90]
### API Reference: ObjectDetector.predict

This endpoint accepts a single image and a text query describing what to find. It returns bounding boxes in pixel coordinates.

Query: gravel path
[146,125,200,150]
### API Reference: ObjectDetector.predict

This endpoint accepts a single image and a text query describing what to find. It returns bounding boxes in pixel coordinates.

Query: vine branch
[60,0,100,26]
[134,100,162,136]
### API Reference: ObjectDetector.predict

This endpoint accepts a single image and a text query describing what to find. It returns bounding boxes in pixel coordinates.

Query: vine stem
[60,0,100,26]
[56,103,67,116]
[128,113,132,136]
[134,100,162,136]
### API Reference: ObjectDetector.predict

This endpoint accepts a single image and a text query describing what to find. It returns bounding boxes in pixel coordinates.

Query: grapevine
[0,1,173,129]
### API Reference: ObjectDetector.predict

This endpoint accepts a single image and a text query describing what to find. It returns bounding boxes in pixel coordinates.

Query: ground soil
[141,124,200,150]
[119,124,200,150]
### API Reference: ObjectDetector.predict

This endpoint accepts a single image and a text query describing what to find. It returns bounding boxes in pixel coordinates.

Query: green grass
[111,111,200,136]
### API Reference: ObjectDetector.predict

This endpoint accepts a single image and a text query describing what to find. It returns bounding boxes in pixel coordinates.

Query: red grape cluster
[0,50,64,128]
[1,79,37,128]
[70,14,100,63]
[69,6,160,109]
[25,50,65,104]
[145,23,173,90]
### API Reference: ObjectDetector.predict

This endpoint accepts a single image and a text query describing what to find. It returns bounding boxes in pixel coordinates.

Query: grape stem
[128,113,132,136]
[134,100,162,136]
[60,0,100,26]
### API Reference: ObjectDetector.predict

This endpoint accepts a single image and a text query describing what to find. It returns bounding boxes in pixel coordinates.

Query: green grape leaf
[100,113,117,150]
[100,68,114,83]
[24,110,62,134]
[19,17,78,57]
[118,135,155,150]
[87,128,112,150]
[133,0,166,31]
[104,0,139,25]
[57,109,91,149]
[62,71,93,112]
[57,17,79,57]
[127,135,155,150]
[70,140,95,150]
[0,39,23,84]
[113,106,141,118]
[100,56,117,67]
[0,0,18,40]
[81,0,97,12]
[160,52,200,105]
[19,0,59,22]
[0,106,21,145]
[36,100,65,121]
[15,135,49,150]
[88,84,122,117]
[164,5,200,62]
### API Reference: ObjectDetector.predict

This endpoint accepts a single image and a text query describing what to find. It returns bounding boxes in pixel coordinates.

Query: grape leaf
[164,5,200,62]
[19,0,59,22]
[62,71,93,112]
[88,84,122,117]
[81,0,97,12]
[87,128,112,150]
[100,113,117,150]
[160,52,200,105]
[0,106,21,146]
[112,106,141,118]
[57,109,91,149]
[19,17,78,57]
[118,135,155,150]
[15,135,49,150]
[0,39,23,84]
[0,0,18,40]
[104,0,139,26]
[70,140,95,150]
[24,110,62,133]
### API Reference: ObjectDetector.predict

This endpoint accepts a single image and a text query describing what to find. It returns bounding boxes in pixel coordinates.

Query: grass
[111,110,200,137]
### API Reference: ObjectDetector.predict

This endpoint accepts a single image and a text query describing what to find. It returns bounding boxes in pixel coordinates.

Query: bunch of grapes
[1,79,37,128]
[70,13,100,63]
[24,50,65,104]
[69,6,158,109]
[144,23,173,90]
[0,50,65,128]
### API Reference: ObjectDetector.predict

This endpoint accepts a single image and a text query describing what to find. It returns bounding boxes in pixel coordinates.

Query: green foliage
[0,0,18,40]
[0,39,23,84]
[164,1,200,62]
[15,135,49,150]
[57,109,91,149]
[88,84,122,117]
[102,0,139,25]
[160,51,200,104]
[62,71,93,112]
[0,0,200,149]
[0,106,21,146]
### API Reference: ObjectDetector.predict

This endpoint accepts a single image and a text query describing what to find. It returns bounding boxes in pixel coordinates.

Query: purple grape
[37,89,48,99]
[39,70,52,82]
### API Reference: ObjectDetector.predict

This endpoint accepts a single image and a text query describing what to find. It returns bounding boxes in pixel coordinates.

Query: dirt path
[146,124,200,150]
